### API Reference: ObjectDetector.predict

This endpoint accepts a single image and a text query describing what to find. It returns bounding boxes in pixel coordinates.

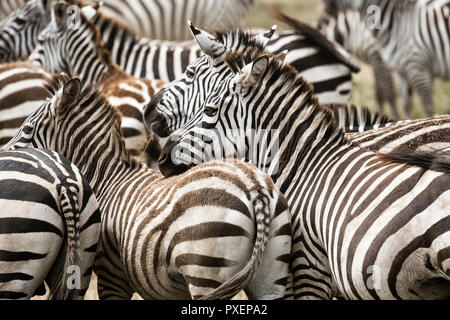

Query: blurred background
[246,0,450,118]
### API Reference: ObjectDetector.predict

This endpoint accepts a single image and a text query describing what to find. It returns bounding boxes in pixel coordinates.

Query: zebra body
[316,10,399,119]
[0,148,101,299]
[2,76,292,300]
[347,115,450,153]
[92,0,254,40]
[156,49,450,299]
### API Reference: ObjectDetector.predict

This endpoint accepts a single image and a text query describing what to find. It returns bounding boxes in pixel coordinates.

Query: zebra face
[0,0,48,62]
[158,56,270,177]
[145,55,231,139]
[145,24,277,140]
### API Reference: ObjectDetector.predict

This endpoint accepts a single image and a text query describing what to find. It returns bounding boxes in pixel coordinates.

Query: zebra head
[0,0,49,62]
[34,0,113,86]
[144,24,277,139]
[158,54,274,177]
[2,74,81,151]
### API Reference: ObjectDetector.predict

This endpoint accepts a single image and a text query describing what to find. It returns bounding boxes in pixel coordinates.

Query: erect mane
[69,2,124,75]
[327,103,394,133]
[214,29,268,52]
[74,0,139,40]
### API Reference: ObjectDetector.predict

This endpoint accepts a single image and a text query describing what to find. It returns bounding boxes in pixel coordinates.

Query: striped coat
[0,148,101,299]
[2,76,293,300]
[155,51,450,300]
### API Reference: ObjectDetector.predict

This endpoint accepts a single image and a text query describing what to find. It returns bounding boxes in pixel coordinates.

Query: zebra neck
[65,19,124,88]
[55,98,145,195]
[245,84,348,190]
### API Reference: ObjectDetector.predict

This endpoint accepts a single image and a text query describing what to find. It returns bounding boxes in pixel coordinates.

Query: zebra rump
[0,148,101,299]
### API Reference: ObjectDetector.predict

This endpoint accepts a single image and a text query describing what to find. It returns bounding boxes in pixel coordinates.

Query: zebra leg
[397,73,413,118]
[408,70,434,117]
[370,53,400,119]
[94,239,133,300]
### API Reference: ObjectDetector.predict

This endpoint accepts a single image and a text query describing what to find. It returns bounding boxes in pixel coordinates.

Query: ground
[246,0,450,118]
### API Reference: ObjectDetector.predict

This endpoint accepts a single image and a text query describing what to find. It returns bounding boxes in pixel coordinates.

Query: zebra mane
[44,73,134,167]
[378,149,450,174]
[327,103,394,133]
[75,0,139,39]
[215,29,266,52]
[71,1,125,76]
[224,50,343,136]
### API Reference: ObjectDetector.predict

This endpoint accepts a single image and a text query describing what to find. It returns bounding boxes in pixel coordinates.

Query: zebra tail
[47,188,81,300]
[199,194,271,300]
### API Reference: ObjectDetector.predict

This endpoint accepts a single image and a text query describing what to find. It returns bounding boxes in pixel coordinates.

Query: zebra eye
[15,18,26,26]
[23,125,33,135]
[204,107,218,117]
[185,69,195,78]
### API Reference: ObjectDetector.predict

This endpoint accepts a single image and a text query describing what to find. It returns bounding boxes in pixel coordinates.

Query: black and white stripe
[327,0,450,117]
[92,0,254,40]
[157,51,450,300]
[316,9,399,119]
[0,61,53,146]
[2,75,292,300]
[0,1,359,100]
[31,1,167,164]
[0,147,101,299]
[144,23,360,140]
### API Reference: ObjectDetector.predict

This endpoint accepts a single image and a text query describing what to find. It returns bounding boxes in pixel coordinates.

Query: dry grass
[245,0,450,119]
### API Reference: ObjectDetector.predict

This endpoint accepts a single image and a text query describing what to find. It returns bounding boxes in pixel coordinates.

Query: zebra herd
[0,0,448,300]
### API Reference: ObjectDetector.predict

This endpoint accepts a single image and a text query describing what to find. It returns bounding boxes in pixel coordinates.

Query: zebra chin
[158,138,193,177]
[144,88,171,138]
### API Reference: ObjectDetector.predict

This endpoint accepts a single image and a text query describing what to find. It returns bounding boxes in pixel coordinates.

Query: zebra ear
[255,25,278,47]
[52,1,70,29]
[188,21,228,62]
[59,78,81,112]
[235,56,269,88]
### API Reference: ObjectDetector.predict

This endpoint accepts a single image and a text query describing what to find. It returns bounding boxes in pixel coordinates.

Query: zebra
[144,22,360,140]
[326,0,450,117]
[2,75,293,300]
[0,0,360,102]
[156,50,450,300]
[144,24,448,162]
[30,0,167,165]
[0,147,101,299]
[314,9,400,119]
[91,0,255,40]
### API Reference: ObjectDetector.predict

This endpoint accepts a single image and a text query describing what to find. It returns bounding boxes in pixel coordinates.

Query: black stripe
[0,218,63,237]
[0,250,48,262]
[0,273,33,282]
[0,291,28,299]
